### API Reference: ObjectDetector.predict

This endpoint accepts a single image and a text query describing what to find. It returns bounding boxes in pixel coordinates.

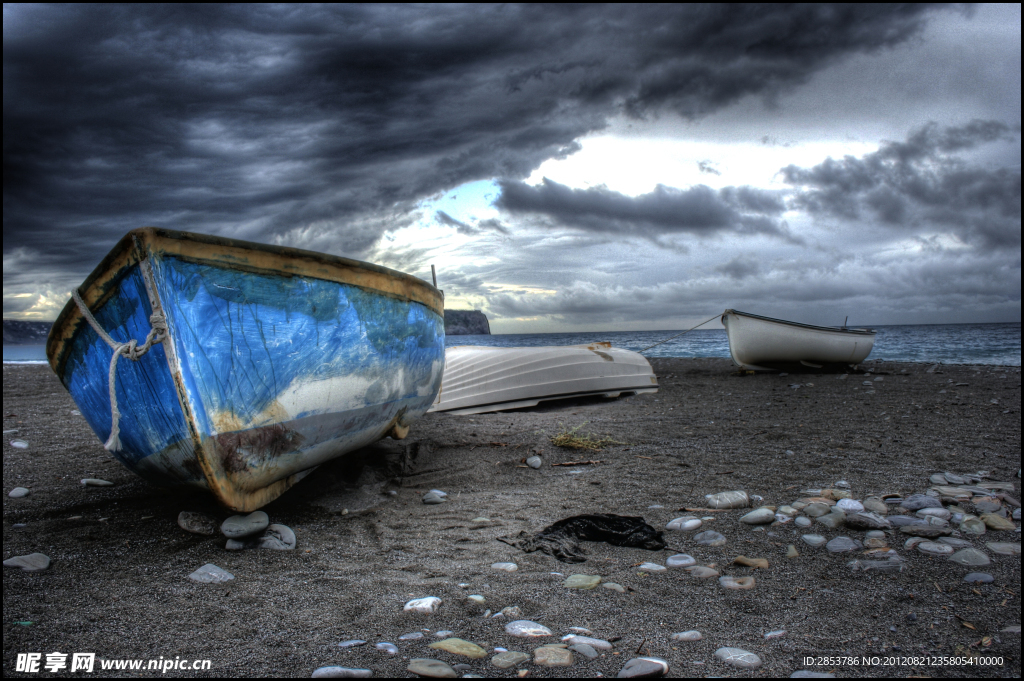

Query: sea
[5,322,1020,366]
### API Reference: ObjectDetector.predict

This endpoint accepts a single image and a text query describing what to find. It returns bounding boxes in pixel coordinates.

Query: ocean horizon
[6,321,1020,367]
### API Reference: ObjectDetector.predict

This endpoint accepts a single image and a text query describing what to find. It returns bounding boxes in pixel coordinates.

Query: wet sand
[3,359,1021,677]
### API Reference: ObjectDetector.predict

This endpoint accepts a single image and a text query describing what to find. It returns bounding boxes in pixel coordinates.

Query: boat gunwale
[723,309,876,336]
[46,227,444,375]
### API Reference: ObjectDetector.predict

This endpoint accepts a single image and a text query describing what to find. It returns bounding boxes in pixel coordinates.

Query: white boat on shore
[721,309,876,371]
[429,343,659,415]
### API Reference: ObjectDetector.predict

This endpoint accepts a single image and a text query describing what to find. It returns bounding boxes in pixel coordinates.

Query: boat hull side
[722,311,875,370]
[151,254,444,508]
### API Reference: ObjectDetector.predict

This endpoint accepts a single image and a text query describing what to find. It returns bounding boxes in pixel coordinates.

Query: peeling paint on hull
[47,229,445,510]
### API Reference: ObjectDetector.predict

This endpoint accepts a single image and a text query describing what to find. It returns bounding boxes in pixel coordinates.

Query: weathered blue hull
[47,229,445,510]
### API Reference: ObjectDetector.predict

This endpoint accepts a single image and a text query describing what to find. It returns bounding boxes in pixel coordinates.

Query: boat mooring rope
[72,289,167,452]
[639,313,721,354]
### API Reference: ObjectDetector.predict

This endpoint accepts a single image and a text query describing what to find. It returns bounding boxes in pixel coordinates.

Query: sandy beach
[3,358,1020,678]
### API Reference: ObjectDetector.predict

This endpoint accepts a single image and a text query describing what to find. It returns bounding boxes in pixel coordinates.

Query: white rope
[72,289,167,452]
[639,313,721,353]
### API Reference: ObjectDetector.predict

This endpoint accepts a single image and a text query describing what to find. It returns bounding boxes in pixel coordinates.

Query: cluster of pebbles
[177,510,296,584]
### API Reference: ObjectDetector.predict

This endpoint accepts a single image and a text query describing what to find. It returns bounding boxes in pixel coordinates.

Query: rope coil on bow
[72,289,167,452]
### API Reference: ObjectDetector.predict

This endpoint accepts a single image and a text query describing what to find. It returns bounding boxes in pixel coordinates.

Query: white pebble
[491,562,518,571]
[403,597,442,614]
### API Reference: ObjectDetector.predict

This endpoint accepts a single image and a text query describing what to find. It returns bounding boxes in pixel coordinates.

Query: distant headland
[443,309,490,335]
[3,320,52,345]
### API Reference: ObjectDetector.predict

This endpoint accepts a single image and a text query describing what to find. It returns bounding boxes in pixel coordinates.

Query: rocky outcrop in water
[444,310,490,335]
[3,320,53,345]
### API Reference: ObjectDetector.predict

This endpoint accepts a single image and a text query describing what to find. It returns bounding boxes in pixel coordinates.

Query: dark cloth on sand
[498,513,666,563]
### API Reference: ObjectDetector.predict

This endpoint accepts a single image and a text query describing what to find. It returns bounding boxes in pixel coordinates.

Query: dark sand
[3,359,1020,678]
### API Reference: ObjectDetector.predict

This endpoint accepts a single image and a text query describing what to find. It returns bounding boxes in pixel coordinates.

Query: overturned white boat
[429,343,659,415]
[721,309,875,371]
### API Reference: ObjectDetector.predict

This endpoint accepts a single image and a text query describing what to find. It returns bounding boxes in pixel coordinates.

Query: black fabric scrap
[497,513,666,563]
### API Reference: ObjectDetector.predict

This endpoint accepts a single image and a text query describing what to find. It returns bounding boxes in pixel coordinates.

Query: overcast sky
[4,4,1020,332]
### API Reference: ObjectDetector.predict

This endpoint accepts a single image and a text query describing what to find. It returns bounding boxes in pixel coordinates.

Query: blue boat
[46,228,445,510]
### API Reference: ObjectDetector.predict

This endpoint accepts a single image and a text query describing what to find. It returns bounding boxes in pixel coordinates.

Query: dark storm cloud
[495,178,794,242]
[782,120,1022,248]
[4,3,951,308]
[434,211,509,236]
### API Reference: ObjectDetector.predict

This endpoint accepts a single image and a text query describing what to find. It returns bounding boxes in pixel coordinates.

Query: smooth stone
[734,555,768,569]
[429,638,487,658]
[407,659,457,678]
[720,576,755,590]
[617,657,669,678]
[930,473,949,485]
[467,594,485,605]
[311,667,372,679]
[926,516,949,527]
[863,538,888,549]
[671,630,703,641]
[226,524,297,550]
[491,562,518,572]
[973,497,1003,513]
[602,582,626,592]
[985,542,1021,556]
[899,525,952,538]
[375,642,399,654]
[10,440,29,449]
[889,515,926,527]
[740,508,775,525]
[816,511,845,529]
[533,646,573,667]
[917,541,954,556]
[8,487,30,498]
[714,647,762,670]
[491,651,530,669]
[902,495,943,511]
[81,478,114,487]
[963,572,994,583]
[694,530,726,547]
[960,518,987,535]
[505,620,552,638]
[564,574,601,589]
[1014,509,1021,521]
[684,566,720,578]
[177,511,217,535]
[863,498,888,515]
[638,562,665,572]
[764,629,786,640]
[826,537,862,553]
[981,513,1016,531]
[948,548,990,567]
[844,512,891,530]
[666,554,696,568]
[399,632,424,641]
[428,489,448,498]
[917,507,951,520]
[404,597,442,614]
[794,517,812,528]
[665,517,702,532]
[220,511,269,538]
[904,537,925,551]
[786,544,800,558]
[3,553,50,572]
[801,534,827,549]
[567,627,592,634]
[338,640,367,648]
[422,492,446,504]
[836,499,864,513]
[433,630,454,638]
[944,472,967,484]
[562,635,612,650]
[569,643,599,659]
[705,490,749,509]
[526,456,542,469]
[865,530,885,539]
[778,505,799,517]
[188,563,233,583]
[937,537,973,549]
[803,503,831,518]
